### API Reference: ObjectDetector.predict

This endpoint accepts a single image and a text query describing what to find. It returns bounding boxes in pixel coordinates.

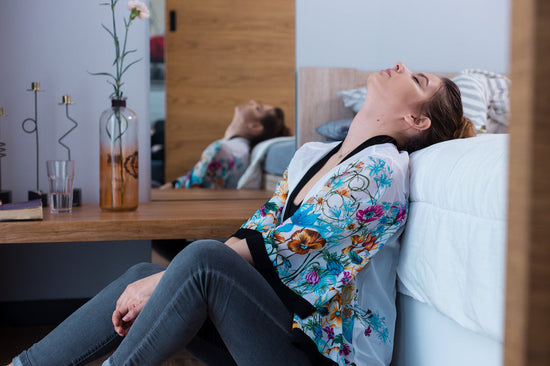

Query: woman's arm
[225,237,254,265]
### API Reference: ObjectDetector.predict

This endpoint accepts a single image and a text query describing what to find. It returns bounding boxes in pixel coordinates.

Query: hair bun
[454,116,477,139]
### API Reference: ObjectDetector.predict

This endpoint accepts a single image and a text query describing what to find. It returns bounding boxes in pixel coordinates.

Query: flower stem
[110,0,121,99]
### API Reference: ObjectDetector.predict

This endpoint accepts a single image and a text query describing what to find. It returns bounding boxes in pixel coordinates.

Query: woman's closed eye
[413,76,420,85]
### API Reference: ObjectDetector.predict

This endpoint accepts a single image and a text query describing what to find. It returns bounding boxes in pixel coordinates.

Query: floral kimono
[173,137,250,189]
[233,136,409,365]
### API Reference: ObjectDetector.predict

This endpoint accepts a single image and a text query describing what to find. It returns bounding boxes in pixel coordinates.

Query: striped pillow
[452,70,510,133]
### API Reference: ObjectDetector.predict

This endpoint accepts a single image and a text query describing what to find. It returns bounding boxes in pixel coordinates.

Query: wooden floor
[0,249,205,366]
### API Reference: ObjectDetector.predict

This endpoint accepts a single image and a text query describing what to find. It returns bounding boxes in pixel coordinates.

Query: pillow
[336,87,366,113]
[316,118,353,141]
[451,70,510,133]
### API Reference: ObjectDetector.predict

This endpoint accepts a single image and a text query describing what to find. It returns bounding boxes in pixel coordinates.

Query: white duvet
[397,134,508,342]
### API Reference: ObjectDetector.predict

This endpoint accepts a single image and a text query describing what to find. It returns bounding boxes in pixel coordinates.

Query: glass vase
[99,98,139,211]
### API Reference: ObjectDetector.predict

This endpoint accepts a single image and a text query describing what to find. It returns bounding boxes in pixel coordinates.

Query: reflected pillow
[316,118,353,141]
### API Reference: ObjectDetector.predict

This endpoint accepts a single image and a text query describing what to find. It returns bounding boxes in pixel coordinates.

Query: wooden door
[164,0,295,182]
[504,0,550,365]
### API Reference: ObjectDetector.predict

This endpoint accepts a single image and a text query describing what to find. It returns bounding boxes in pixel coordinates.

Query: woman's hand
[112,271,165,336]
[159,182,173,190]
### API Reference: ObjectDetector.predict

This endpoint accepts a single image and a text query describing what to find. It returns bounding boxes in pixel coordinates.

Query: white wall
[0,0,151,204]
[297,0,510,73]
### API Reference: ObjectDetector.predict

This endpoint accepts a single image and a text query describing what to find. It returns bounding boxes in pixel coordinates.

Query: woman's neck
[340,108,400,155]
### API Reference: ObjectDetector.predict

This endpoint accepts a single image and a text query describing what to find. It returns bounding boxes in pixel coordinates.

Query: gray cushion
[316,118,353,141]
[263,140,296,175]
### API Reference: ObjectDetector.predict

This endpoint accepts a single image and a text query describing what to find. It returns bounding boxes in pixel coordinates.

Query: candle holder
[22,82,48,206]
[58,95,81,206]
[0,107,12,204]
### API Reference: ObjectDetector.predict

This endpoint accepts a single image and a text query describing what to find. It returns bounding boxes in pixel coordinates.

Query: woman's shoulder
[216,137,251,155]
[366,142,408,160]
[351,143,410,184]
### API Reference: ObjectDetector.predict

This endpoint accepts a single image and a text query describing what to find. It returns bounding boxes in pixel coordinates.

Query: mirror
[149,0,296,191]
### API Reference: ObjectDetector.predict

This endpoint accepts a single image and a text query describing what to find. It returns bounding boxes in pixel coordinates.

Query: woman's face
[367,62,442,115]
[235,100,275,123]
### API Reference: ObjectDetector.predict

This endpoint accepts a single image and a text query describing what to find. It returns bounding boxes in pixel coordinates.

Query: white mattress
[392,293,502,366]
[397,134,508,342]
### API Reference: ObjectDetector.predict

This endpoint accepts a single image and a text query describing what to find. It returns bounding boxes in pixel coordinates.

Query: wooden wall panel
[165,0,295,182]
[505,0,550,365]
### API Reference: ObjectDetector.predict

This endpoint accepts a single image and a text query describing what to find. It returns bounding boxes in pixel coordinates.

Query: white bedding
[237,136,295,189]
[397,134,508,342]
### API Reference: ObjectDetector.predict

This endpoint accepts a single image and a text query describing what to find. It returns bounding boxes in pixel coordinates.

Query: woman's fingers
[112,308,126,336]
[113,302,144,336]
[122,302,143,322]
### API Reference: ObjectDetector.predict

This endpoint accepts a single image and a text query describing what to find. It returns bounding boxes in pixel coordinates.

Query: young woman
[167,100,289,189]
[8,62,475,366]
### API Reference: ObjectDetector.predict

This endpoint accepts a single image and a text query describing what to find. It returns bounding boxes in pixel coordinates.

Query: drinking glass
[46,160,75,214]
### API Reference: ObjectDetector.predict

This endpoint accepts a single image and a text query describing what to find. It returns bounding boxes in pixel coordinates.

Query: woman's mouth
[384,69,392,77]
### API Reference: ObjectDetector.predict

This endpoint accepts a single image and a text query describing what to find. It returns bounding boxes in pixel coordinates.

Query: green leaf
[122,49,137,57]
[120,58,142,76]
[101,23,115,39]
[88,71,117,81]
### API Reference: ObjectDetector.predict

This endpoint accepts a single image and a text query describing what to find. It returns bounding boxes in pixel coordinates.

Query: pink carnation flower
[128,0,150,20]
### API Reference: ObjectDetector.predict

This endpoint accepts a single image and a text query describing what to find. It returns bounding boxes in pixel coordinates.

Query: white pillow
[336,87,366,113]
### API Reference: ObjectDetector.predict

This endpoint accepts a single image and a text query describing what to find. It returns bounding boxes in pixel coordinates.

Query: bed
[296,67,510,365]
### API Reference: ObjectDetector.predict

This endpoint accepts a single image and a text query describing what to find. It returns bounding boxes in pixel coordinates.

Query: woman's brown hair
[404,77,476,153]
[249,107,291,149]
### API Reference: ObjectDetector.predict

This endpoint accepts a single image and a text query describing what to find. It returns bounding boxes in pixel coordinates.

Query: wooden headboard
[296,68,455,146]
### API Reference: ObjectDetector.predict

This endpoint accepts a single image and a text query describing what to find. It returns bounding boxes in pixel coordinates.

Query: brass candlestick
[58,95,81,206]
[22,82,47,205]
[58,95,78,160]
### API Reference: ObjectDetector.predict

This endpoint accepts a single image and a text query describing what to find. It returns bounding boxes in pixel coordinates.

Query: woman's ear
[404,114,431,131]
[247,121,264,136]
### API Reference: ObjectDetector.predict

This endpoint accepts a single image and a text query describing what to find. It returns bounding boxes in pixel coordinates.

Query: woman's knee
[170,239,227,269]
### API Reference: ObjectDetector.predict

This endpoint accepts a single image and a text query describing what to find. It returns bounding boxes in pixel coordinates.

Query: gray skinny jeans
[13,240,311,366]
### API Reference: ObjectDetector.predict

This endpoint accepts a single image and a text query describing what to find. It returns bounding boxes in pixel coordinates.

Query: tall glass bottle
[99,99,139,211]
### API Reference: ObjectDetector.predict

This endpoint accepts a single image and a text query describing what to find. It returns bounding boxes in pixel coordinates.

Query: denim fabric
[13,240,311,366]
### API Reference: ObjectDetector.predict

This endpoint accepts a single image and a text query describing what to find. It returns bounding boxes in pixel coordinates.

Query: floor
[0,249,205,366]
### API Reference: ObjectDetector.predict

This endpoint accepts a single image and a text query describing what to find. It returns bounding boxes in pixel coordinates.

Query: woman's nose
[394,62,408,73]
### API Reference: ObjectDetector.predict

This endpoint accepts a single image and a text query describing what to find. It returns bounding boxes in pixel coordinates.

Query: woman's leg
[105,240,310,366]
[12,263,165,366]
[185,317,238,366]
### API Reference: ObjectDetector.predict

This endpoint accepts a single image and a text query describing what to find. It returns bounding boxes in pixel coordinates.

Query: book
[0,199,43,221]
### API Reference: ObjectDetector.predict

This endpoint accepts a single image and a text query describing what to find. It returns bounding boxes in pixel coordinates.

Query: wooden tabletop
[1,199,267,244]
[151,188,274,201]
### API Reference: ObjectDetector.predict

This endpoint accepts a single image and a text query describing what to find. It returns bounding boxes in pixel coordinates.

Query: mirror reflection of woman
[161,100,290,189]
[8,62,476,366]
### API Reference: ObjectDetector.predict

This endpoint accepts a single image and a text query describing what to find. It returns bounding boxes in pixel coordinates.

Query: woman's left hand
[112,271,164,336]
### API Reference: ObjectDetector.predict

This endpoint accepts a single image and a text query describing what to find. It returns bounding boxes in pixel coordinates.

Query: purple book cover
[0,199,42,211]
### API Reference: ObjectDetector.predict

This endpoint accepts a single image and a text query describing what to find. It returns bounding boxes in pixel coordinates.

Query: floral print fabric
[174,137,250,189]
[240,142,409,365]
